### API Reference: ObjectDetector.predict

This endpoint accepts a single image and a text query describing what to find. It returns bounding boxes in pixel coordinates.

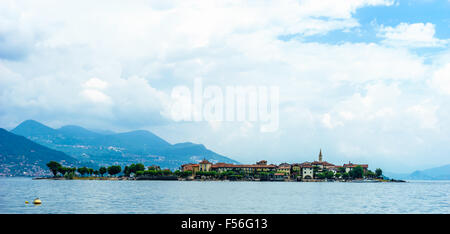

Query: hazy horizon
[1,0,450,173]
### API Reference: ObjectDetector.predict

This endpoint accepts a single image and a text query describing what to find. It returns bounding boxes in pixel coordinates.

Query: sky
[1,0,450,173]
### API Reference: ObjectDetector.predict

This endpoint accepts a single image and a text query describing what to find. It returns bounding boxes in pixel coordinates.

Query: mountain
[12,119,57,137]
[0,128,80,177]
[385,164,450,180]
[11,120,238,170]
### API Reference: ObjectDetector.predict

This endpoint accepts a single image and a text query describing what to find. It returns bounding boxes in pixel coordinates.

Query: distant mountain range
[8,120,238,173]
[0,128,82,176]
[384,164,450,180]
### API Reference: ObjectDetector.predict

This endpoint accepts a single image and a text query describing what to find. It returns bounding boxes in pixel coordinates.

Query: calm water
[0,177,449,214]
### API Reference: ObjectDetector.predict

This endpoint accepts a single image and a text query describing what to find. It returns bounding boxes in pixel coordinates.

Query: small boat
[33,198,42,205]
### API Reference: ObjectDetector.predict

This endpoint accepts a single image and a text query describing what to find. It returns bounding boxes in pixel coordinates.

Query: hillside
[0,128,80,176]
[11,120,239,170]
[385,164,450,180]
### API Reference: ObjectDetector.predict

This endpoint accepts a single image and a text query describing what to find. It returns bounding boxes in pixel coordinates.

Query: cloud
[84,78,108,90]
[0,0,449,171]
[378,22,448,47]
[429,63,450,95]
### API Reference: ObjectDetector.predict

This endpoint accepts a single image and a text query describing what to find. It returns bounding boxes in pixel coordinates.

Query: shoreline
[32,176,406,183]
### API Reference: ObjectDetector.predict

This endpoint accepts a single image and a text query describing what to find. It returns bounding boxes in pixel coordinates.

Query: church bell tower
[319,149,323,162]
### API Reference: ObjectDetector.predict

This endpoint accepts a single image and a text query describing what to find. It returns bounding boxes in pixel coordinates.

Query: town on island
[41,149,404,182]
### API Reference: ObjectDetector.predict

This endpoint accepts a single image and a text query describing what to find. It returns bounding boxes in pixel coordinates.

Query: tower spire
[319,149,323,162]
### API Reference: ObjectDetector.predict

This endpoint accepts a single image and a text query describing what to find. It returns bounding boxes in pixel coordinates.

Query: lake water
[0,177,449,214]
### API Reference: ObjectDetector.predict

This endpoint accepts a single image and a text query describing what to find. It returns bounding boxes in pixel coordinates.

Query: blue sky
[0,0,449,173]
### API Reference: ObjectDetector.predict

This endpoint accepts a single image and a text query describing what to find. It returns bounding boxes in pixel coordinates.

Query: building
[301,163,314,179]
[277,163,291,176]
[199,159,212,172]
[181,163,199,173]
[343,162,368,173]
[211,161,277,174]
[183,159,278,175]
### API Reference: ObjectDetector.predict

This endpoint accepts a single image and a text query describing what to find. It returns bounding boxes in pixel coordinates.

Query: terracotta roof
[312,161,335,166]
[278,166,291,169]
[211,163,277,168]
[181,163,199,171]
[199,159,212,164]
[274,173,285,176]
[343,163,368,168]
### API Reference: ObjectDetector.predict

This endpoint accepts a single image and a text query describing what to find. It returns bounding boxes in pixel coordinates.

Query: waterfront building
[210,161,277,174]
[273,173,286,181]
[199,159,212,172]
[181,163,199,173]
[179,150,369,180]
[301,163,314,179]
[343,162,368,173]
[277,163,291,176]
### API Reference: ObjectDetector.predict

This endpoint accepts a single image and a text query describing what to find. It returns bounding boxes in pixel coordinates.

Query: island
[38,149,405,182]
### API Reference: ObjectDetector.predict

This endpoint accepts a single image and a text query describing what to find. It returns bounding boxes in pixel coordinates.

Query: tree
[88,168,94,176]
[135,163,145,173]
[77,167,89,177]
[349,166,364,179]
[58,166,67,176]
[316,172,325,179]
[342,172,350,180]
[375,168,383,178]
[136,171,144,176]
[46,161,62,177]
[365,170,376,178]
[325,171,334,179]
[107,165,121,176]
[99,167,107,177]
[123,166,130,177]
[338,167,346,173]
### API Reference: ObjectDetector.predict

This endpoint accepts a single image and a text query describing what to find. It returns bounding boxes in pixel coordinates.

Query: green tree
[136,171,144,176]
[325,171,334,179]
[375,168,383,178]
[365,170,376,178]
[349,166,364,179]
[46,161,62,177]
[342,172,350,180]
[99,167,107,177]
[77,167,89,177]
[123,166,130,177]
[107,165,121,176]
[57,166,67,176]
[135,163,145,173]
[315,172,325,179]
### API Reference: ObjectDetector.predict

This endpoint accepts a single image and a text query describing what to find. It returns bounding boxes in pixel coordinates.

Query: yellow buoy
[25,201,29,204]
[33,198,42,205]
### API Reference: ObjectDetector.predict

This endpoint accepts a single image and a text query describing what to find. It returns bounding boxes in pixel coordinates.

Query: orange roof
[211,163,277,169]
[343,163,368,168]
[312,161,335,166]
[199,159,212,164]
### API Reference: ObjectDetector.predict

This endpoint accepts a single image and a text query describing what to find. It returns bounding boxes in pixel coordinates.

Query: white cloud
[429,63,450,95]
[84,78,108,90]
[378,22,448,47]
[81,89,111,104]
[1,0,450,171]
